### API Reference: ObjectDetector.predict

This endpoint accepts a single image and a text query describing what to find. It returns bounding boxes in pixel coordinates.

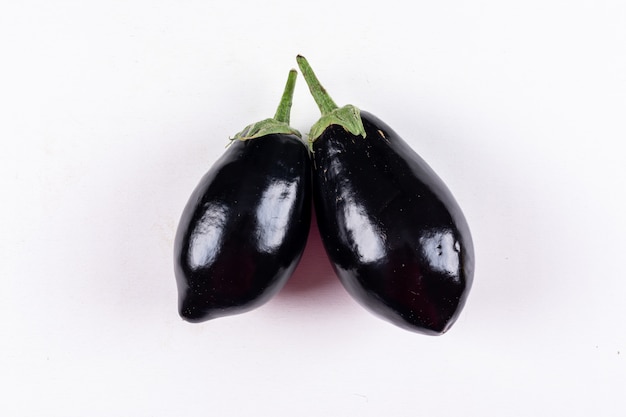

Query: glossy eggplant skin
[312,111,474,335]
[174,134,311,322]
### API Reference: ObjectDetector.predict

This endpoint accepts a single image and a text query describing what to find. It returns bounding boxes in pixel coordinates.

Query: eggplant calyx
[231,69,301,142]
[307,104,366,144]
[232,119,301,141]
[296,55,366,145]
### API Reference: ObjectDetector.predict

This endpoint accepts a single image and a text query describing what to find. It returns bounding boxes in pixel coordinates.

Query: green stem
[273,69,297,124]
[230,70,301,141]
[296,55,338,115]
[296,55,366,142]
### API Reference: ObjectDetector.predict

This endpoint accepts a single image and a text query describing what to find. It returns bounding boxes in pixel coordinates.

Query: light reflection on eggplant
[188,202,228,269]
[418,228,461,280]
[255,180,299,254]
[341,194,386,264]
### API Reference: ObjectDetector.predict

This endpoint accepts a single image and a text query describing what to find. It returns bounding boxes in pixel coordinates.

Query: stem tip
[295,55,338,115]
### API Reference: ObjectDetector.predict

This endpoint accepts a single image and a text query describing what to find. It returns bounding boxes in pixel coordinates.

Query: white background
[2,1,625,415]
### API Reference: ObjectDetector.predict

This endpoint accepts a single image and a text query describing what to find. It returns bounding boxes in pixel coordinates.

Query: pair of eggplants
[174,56,474,335]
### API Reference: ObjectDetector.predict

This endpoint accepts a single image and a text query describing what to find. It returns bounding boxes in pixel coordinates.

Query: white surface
[2,1,625,415]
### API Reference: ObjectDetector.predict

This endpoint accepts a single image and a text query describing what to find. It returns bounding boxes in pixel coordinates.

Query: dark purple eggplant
[174,70,311,322]
[297,56,474,335]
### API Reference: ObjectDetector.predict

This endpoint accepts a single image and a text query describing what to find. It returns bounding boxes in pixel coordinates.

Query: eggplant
[174,70,311,323]
[296,56,474,335]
